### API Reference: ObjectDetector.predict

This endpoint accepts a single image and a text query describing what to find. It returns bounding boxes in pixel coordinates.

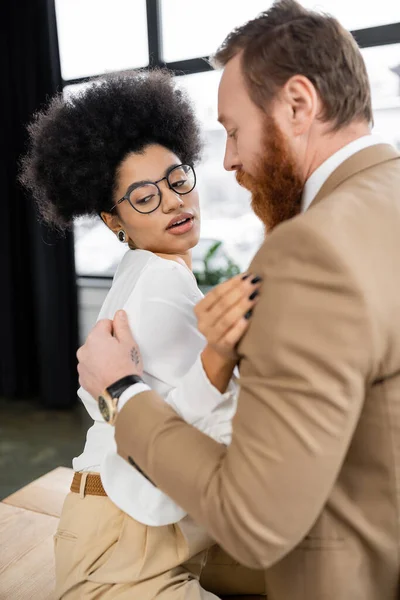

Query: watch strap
[106,375,144,399]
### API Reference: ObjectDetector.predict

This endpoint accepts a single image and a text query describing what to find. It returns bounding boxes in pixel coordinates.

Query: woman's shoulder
[115,249,188,274]
[136,253,201,303]
[114,248,156,278]
[112,249,201,307]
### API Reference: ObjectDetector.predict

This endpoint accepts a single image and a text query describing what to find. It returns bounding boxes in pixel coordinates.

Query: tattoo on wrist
[130,347,140,366]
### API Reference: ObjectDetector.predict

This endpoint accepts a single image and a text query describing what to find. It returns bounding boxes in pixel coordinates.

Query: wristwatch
[98,375,144,425]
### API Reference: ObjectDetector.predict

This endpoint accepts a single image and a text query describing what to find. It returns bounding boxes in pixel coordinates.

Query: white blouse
[73,249,238,526]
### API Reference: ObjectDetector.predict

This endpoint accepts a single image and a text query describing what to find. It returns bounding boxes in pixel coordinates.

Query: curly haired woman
[20,70,262,599]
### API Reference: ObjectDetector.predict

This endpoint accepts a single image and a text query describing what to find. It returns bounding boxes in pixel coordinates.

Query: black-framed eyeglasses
[110,164,196,215]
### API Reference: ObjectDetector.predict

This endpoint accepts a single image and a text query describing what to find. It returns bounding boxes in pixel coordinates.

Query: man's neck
[301,126,382,213]
[305,121,371,181]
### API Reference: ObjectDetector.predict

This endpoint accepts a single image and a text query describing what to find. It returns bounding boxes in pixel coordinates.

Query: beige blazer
[116,144,400,600]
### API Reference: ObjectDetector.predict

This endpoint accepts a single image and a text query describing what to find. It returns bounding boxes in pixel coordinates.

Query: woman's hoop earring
[117,229,127,243]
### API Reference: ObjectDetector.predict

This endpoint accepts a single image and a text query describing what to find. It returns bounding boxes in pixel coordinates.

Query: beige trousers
[54,491,266,599]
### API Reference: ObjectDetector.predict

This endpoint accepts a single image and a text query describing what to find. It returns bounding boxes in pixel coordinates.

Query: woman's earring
[117,229,127,243]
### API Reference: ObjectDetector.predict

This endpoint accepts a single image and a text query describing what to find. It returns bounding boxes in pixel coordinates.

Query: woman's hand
[195,273,262,361]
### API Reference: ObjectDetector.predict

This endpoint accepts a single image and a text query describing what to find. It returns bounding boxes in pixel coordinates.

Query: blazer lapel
[309,144,400,209]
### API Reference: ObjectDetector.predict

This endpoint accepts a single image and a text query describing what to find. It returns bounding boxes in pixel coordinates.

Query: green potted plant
[194,240,241,294]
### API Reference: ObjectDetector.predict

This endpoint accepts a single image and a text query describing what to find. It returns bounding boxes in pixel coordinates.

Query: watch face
[98,395,110,422]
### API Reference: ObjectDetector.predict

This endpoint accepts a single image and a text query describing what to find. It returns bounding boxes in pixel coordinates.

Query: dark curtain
[0,0,79,407]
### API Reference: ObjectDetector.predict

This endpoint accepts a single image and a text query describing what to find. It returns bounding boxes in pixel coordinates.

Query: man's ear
[281,74,318,136]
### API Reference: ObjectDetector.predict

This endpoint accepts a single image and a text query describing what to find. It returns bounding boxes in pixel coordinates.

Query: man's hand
[77,311,143,399]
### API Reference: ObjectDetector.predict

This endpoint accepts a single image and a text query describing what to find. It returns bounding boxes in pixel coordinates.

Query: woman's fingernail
[242,273,250,280]
[244,309,253,320]
[117,310,126,320]
[251,276,262,285]
[249,290,259,301]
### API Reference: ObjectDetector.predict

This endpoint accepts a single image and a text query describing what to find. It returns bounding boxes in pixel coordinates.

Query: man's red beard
[236,116,304,232]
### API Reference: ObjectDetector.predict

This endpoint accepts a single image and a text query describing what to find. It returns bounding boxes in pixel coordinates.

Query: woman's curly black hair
[20,70,202,230]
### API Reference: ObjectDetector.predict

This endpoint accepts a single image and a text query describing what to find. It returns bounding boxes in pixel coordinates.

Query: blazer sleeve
[114,217,378,567]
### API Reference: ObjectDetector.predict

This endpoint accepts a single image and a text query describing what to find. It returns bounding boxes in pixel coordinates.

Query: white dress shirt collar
[302,133,383,212]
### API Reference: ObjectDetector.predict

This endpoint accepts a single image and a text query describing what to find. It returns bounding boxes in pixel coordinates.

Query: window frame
[60,0,400,87]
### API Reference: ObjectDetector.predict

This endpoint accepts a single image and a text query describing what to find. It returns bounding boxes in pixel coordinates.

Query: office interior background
[1,0,400,499]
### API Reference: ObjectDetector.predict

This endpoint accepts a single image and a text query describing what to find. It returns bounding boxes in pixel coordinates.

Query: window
[362,44,400,148]
[176,72,263,272]
[55,0,148,80]
[74,216,128,277]
[160,0,400,62]
[55,0,400,278]
[299,1,400,31]
[160,0,269,62]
